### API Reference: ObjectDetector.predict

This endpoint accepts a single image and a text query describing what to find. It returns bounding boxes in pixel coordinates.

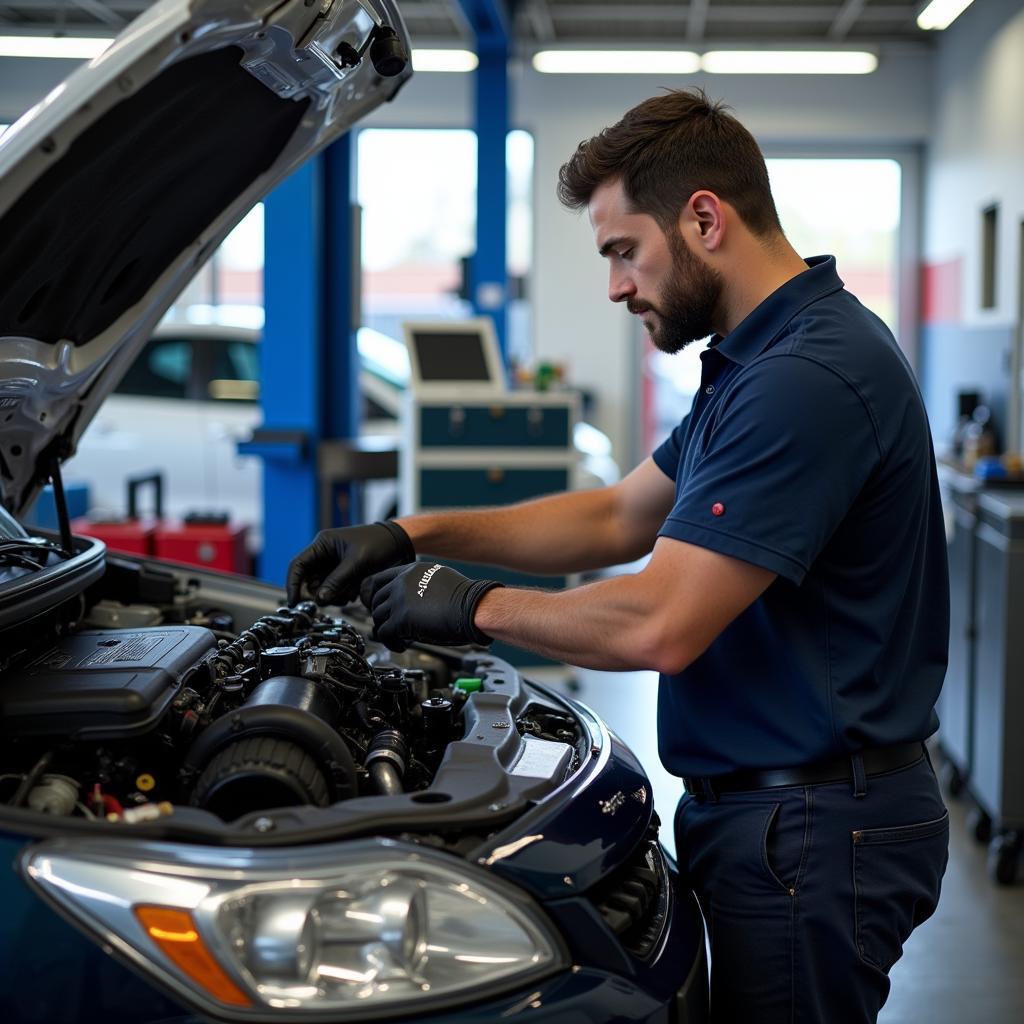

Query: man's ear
[681,190,725,253]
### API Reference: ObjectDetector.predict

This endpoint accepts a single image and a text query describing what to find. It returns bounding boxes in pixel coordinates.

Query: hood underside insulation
[0,46,309,347]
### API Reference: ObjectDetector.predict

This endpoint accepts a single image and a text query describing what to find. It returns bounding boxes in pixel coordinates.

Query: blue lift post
[253,135,360,586]
[457,0,511,363]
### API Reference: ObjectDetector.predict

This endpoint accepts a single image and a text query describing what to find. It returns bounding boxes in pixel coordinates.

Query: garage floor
[540,666,1024,1024]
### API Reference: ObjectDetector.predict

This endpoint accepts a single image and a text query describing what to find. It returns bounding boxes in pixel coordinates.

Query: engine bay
[0,554,587,840]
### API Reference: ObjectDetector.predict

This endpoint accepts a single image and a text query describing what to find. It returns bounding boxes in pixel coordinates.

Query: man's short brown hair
[557,89,782,238]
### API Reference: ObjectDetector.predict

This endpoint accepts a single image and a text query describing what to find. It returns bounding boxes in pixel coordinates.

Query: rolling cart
[938,468,1024,883]
[968,491,1024,883]
[938,483,978,800]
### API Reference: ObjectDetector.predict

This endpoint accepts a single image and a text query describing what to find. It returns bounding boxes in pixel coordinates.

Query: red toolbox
[71,517,158,556]
[154,515,250,574]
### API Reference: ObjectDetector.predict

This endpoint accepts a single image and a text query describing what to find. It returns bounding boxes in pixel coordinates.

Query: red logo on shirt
[712,502,726,517]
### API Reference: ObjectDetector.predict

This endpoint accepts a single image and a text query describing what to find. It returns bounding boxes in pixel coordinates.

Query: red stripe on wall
[921,258,962,325]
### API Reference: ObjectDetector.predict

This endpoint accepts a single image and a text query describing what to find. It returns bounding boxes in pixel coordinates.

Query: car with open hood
[0,1,707,1021]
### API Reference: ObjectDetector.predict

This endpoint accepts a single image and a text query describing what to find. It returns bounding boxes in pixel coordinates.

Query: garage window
[160,129,535,366]
[356,127,534,366]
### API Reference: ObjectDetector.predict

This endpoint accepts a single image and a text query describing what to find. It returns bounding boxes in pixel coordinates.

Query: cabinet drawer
[419,405,571,448]
[419,467,569,508]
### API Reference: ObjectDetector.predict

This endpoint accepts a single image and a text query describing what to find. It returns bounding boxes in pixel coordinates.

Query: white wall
[915,0,1024,451]
[923,0,1024,329]
[2,47,935,467]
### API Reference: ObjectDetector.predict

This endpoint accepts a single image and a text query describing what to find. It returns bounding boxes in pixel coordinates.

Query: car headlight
[21,836,565,1019]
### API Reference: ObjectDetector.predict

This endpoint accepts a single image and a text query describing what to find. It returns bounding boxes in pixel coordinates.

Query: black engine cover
[0,627,216,740]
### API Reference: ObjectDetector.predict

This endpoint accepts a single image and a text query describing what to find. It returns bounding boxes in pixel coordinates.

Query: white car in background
[63,322,266,536]
[64,323,426,544]
[66,322,619,552]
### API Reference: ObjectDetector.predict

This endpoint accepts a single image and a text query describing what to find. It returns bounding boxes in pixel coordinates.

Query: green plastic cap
[454,677,483,693]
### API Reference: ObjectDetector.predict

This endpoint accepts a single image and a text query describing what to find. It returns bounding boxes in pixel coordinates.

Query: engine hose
[365,729,408,796]
[258,615,299,634]
[369,760,404,796]
[11,750,53,807]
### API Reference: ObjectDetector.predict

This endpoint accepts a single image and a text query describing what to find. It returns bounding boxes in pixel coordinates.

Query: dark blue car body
[0,577,706,1024]
[1,736,706,1023]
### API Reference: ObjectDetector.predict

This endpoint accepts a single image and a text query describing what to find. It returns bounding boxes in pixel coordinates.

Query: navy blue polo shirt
[653,255,949,777]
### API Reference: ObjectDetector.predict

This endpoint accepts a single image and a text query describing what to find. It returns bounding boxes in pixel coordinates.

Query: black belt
[683,742,926,802]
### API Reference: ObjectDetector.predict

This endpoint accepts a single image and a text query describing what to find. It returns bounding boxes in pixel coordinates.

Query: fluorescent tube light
[532,50,700,75]
[0,35,113,59]
[0,39,477,71]
[701,50,878,75]
[411,49,478,72]
[917,0,975,30]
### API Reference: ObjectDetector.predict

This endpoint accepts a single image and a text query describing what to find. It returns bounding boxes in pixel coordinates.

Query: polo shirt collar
[710,255,844,367]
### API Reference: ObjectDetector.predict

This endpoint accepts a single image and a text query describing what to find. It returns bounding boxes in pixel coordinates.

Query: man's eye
[619,248,634,260]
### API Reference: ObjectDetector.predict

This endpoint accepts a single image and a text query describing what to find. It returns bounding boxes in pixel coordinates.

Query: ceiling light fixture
[0,35,113,59]
[411,48,478,72]
[532,50,700,75]
[0,39,479,71]
[701,50,878,74]
[916,0,976,30]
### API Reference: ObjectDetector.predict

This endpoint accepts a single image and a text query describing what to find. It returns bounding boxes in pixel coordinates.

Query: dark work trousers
[674,754,949,1024]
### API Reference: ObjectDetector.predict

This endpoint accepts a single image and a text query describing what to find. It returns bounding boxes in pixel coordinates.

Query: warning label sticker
[83,633,168,666]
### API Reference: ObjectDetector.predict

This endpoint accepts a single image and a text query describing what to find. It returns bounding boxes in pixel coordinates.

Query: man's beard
[628,230,723,354]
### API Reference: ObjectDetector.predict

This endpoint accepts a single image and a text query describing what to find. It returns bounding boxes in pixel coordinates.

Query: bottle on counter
[962,404,998,471]
[951,390,982,461]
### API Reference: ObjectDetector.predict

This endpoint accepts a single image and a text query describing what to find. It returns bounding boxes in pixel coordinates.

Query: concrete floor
[539,666,1024,1024]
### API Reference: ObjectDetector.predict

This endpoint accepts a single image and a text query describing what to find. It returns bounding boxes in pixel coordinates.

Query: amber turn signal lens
[134,906,251,1007]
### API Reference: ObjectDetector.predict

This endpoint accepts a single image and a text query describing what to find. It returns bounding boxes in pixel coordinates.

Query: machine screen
[412,330,493,382]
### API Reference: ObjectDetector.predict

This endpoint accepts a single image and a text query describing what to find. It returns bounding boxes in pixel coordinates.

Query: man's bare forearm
[472,574,678,672]
[471,537,776,673]
[395,487,648,576]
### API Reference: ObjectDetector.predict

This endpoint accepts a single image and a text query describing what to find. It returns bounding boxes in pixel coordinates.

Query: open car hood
[0,0,411,518]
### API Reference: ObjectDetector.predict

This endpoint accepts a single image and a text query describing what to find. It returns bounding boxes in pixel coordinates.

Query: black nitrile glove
[360,562,503,652]
[286,521,415,606]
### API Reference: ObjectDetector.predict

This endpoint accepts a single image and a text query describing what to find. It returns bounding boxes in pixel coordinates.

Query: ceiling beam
[0,0,146,10]
[548,4,917,24]
[400,1,456,16]
[69,0,125,27]
[525,0,556,42]
[829,0,868,39]
[687,0,709,40]
[453,0,511,49]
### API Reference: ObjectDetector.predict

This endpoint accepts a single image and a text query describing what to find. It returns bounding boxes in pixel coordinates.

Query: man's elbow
[648,647,696,676]
[639,622,702,676]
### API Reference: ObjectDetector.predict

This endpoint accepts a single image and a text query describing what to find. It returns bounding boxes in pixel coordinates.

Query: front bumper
[2,828,707,1024]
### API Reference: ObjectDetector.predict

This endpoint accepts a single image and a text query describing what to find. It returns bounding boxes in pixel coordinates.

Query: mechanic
[288,89,950,1024]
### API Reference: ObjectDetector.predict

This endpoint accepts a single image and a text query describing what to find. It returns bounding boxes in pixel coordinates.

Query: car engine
[0,558,585,832]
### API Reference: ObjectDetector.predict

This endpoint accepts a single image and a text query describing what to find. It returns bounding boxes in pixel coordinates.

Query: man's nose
[609,269,636,304]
